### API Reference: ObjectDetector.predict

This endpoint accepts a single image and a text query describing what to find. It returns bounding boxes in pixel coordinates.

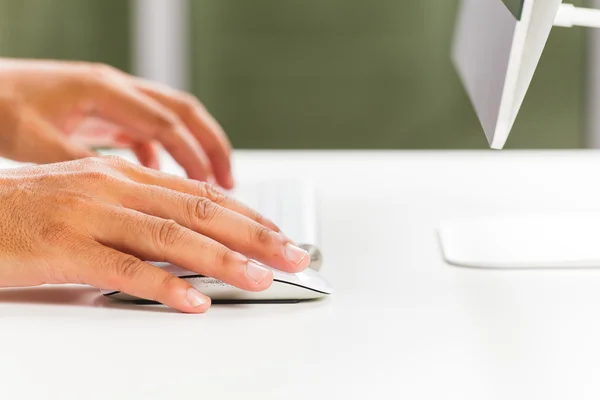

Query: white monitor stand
[443,3,600,268]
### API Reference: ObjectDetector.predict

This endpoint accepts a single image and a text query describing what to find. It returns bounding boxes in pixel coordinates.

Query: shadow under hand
[0,286,331,315]
[0,286,179,314]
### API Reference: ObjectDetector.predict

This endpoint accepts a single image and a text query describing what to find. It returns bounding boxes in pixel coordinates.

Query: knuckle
[115,256,144,280]
[77,156,115,172]
[196,182,226,205]
[78,63,118,93]
[155,219,185,251]
[99,155,139,171]
[212,246,235,268]
[100,155,129,168]
[77,156,103,169]
[79,171,110,183]
[87,62,118,82]
[182,93,203,108]
[252,225,273,246]
[159,272,179,292]
[179,95,203,118]
[74,156,131,183]
[151,114,180,140]
[190,197,219,224]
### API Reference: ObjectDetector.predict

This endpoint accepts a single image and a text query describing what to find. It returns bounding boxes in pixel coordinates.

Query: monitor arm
[555,3,600,28]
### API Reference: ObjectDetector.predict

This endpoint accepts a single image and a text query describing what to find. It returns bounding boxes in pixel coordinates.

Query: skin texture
[0,156,310,313]
[0,60,310,313]
[0,59,234,188]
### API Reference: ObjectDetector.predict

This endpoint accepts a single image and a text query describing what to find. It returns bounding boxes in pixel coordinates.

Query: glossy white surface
[98,177,329,302]
[4,150,600,399]
[230,179,320,251]
[440,213,600,268]
[102,262,333,301]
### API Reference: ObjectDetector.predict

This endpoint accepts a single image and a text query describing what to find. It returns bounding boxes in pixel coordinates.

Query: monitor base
[439,213,600,268]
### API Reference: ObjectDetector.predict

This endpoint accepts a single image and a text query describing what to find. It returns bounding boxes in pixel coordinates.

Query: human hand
[0,156,310,313]
[0,59,233,188]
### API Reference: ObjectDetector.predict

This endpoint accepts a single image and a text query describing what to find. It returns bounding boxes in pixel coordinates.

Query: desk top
[3,150,600,400]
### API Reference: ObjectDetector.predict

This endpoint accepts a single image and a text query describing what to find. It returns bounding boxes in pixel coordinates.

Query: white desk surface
[3,150,600,399]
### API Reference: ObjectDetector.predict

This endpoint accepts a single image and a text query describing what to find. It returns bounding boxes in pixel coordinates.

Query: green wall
[0,0,587,150]
[192,0,587,149]
[0,0,130,71]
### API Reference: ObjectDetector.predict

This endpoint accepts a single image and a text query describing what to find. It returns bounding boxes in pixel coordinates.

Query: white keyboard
[230,180,320,249]
[94,149,323,266]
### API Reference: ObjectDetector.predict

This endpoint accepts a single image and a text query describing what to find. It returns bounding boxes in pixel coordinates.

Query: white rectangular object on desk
[439,214,600,268]
[229,179,319,248]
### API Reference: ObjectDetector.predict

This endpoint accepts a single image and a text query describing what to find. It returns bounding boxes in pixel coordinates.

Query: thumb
[15,110,96,164]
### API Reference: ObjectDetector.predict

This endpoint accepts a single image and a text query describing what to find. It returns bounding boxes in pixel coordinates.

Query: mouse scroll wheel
[299,244,323,271]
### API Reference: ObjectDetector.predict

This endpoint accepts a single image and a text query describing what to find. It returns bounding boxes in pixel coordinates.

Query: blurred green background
[0,0,588,149]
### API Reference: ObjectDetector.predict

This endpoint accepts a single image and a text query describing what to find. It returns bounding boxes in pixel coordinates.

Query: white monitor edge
[452,0,562,150]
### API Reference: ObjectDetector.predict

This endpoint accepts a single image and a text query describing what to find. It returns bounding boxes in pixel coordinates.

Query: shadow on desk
[0,286,328,315]
[0,286,180,314]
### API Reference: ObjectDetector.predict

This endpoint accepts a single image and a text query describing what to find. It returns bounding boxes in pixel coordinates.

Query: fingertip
[139,159,159,170]
[147,158,161,171]
[145,152,161,170]
[244,260,274,291]
[297,253,312,271]
[182,157,214,184]
[133,142,161,170]
[182,287,212,313]
[66,145,97,161]
[220,174,235,190]
[284,243,311,272]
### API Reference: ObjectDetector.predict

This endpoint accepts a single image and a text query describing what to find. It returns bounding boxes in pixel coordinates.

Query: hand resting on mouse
[0,156,311,313]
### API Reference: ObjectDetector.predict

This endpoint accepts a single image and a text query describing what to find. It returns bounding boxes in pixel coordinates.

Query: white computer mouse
[101,261,333,303]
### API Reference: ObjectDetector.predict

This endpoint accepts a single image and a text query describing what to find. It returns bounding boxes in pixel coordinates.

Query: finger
[88,77,213,181]
[104,158,282,233]
[115,182,310,273]
[16,110,96,163]
[69,118,124,147]
[77,241,211,313]
[134,79,234,189]
[92,208,274,291]
[75,124,161,170]
[132,141,161,170]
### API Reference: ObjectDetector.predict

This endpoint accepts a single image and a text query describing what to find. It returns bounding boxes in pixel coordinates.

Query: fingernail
[246,260,270,283]
[186,288,208,308]
[285,243,309,266]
